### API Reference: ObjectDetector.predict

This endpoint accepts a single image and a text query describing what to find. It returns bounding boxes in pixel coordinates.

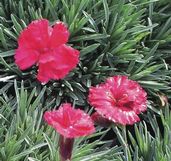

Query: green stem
[112,125,129,161]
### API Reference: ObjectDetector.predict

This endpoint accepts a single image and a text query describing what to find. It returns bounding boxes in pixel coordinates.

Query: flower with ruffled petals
[88,76,147,125]
[15,19,79,83]
[44,103,95,138]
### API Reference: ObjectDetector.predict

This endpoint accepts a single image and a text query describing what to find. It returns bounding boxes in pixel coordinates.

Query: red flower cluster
[14,18,149,161]
[89,76,147,125]
[15,19,79,83]
[44,103,95,138]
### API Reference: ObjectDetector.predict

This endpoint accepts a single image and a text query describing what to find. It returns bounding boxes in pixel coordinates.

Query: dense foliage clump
[0,0,171,160]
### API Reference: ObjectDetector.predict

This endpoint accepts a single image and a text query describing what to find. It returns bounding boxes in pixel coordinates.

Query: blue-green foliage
[0,0,171,160]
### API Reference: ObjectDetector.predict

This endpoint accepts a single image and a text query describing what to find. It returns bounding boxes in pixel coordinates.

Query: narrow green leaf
[11,143,47,160]
[70,34,109,42]
[83,11,99,32]
[11,14,23,34]
[81,44,100,57]
[103,0,110,28]
[0,27,8,50]
[46,0,58,20]
[0,50,14,57]
[31,86,46,111]
[131,64,164,80]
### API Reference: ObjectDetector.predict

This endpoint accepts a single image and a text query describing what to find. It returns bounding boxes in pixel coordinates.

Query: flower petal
[96,106,140,125]
[15,48,39,70]
[49,21,70,48]
[37,45,79,83]
[88,85,114,108]
[37,61,57,83]
[44,103,95,138]
[18,19,51,50]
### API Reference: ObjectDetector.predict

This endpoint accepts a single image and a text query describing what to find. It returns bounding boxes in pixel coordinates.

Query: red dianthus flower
[15,19,79,83]
[44,103,95,138]
[88,76,147,125]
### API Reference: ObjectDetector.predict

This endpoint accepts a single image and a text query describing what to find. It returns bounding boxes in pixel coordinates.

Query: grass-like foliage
[0,0,171,160]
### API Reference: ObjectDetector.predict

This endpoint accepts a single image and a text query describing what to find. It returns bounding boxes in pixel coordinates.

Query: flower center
[40,47,51,54]
[109,93,134,110]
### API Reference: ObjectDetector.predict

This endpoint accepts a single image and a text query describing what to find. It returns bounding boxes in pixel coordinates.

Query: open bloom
[88,76,147,125]
[44,103,95,138]
[15,19,79,83]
